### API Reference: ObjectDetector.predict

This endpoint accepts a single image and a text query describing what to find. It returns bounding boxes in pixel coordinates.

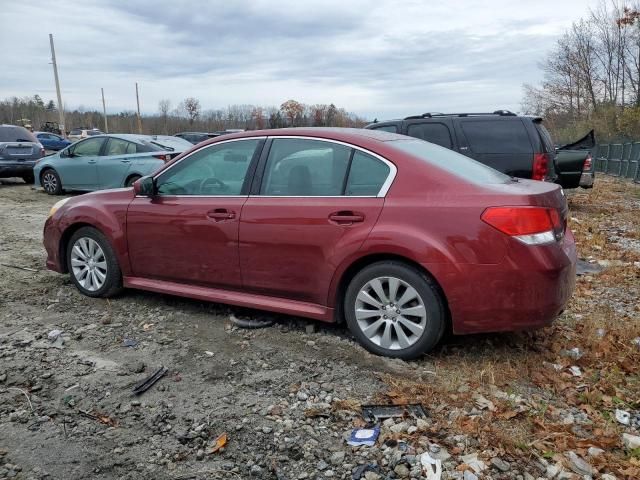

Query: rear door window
[260,139,351,196]
[407,122,453,149]
[460,120,531,154]
[104,138,135,156]
[533,122,555,153]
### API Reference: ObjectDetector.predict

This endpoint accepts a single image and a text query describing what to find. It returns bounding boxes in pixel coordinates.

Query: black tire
[344,261,446,359]
[41,169,63,195]
[66,227,123,298]
[22,174,35,184]
[125,175,141,187]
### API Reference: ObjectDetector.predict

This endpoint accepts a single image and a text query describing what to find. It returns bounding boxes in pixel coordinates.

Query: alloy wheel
[70,237,107,292]
[354,276,427,350]
[42,172,57,193]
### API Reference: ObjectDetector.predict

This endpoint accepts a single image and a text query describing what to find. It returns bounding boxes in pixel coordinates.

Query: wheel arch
[124,173,142,187]
[331,253,451,328]
[58,222,103,273]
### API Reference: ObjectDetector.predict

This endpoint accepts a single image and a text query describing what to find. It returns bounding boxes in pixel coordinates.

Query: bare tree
[158,99,171,134]
[182,97,201,125]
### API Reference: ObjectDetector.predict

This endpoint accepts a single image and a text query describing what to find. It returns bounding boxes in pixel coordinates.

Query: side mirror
[133,175,156,196]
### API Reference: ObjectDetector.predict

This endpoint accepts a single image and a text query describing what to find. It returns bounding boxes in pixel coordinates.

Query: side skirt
[123,276,335,322]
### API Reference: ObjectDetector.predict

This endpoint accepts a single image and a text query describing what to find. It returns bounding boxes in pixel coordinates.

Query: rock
[324,470,334,477]
[305,324,316,334]
[565,451,592,476]
[615,409,630,425]
[297,391,308,401]
[196,450,204,461]
[622,433,640,449]
[463,471,478,480]
[416,418,429,430]
[390,422,408,434]
[317,460,328,471]
[587,447,604,457]
[490,457,510,472]
[560,347,583,360]
[250,465,262,475]
[329,451,345,466]
[407,425,418,434]
[393,463,410,478]
[601,474,617,480]
[48,329,62,341]
[364,472,381,480]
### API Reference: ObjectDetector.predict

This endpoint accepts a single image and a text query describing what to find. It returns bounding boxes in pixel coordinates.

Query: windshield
[390,139,510,184]
[0,126,38,143]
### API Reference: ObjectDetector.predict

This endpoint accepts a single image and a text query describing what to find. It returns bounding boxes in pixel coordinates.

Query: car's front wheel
[344,261,446,359]
[41,169,62,195]
[125,175,141,187]
[66,227,123,298]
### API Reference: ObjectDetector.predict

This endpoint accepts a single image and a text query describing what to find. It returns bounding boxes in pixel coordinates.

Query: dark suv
[365,111,558,183]
[0,125,44,184]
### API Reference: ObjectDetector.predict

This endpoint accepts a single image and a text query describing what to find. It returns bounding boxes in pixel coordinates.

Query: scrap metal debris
[420,451,443,480]
[347,425,380,447]
[361,404,427,422]
[575,259,604,276]
[132,366,168,395]
[229,314,275,329]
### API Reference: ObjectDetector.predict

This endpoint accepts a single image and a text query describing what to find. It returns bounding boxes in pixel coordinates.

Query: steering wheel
[199,177,228,194]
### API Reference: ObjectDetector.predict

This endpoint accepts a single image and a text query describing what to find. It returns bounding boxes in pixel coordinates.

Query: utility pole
[135,82,142,134]
[49,34,66,137]
[101,88,108,133]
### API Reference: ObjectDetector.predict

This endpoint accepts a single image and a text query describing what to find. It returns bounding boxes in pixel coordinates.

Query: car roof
[200,127,408,146]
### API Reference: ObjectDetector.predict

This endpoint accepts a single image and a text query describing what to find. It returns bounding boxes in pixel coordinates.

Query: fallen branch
[0,263,38,272]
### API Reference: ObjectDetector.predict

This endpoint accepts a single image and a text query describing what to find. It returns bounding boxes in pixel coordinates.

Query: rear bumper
[0,162,36,178]
[428,230,577,334]
[579,172,594,189]
[43,217,65,273]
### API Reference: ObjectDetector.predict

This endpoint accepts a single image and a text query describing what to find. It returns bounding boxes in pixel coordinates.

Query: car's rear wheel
[125,175,141,187]
[41,169,62,195]
[66,227,123,298]
[344,261,446,359]
[22,174,35,184]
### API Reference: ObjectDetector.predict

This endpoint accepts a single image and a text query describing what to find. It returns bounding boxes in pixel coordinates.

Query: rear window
[0,126,37,143]
[533,121,555,153]
[70,129,81,135]
[136,140,165,153]
[460,119,532,154]
[391,139,510,184]
[407,122,453,149]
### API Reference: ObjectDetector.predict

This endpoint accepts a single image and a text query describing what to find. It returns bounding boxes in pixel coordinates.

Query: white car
[68,128,104,142]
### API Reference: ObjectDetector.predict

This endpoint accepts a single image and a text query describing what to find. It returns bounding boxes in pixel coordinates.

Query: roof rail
[403,110,516,120]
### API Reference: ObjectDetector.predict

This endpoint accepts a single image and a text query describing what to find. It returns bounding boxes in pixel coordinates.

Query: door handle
[328,211,365,225]
[88,160,97,164]
[120,159,131,163]
[207,209,236,221]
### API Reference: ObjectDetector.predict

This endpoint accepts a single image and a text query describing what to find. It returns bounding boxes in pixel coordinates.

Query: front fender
[54,190,132,275]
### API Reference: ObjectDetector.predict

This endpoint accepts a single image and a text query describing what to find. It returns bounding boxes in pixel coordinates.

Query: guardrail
[594,142,640,183]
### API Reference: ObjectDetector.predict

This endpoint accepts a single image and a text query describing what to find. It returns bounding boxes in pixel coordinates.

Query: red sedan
[43,128,576,359]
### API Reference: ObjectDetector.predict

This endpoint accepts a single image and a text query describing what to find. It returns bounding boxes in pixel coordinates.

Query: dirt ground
[0,176,638,480]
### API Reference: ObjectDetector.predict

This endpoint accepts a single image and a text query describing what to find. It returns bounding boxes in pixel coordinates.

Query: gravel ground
[0,176,638,480]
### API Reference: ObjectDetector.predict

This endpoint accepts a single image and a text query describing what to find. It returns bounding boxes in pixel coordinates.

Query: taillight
[40,147,45,158]
[481,206,563,245]
[532,153,549,181]
[582,154,592,171]
[153,154,170,162]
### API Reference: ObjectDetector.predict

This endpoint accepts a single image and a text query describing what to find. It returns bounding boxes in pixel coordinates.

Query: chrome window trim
[258,135,397,198]
[147,134,397,199]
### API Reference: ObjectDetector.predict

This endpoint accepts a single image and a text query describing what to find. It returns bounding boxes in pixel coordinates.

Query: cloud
[0,0,598,119]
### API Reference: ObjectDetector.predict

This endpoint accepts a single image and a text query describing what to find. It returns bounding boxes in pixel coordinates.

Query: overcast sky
[0,0,597,119]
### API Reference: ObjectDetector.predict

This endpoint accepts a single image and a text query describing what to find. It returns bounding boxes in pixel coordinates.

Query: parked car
[36,131,71,151]
[174,132,221,144]
[34,134,187,194]
[68,128,104,142]
[148,135,194,154]
[43,128,577,359]
[556,130,595,189]
[0,124,44,183]
[365,111,591,189]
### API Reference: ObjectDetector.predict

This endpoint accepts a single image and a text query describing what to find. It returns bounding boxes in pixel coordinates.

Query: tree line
[0,95,368,135]
[523,1,640,143]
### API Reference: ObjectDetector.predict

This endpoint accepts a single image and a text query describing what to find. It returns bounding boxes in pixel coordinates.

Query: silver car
[0,125,44,184]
